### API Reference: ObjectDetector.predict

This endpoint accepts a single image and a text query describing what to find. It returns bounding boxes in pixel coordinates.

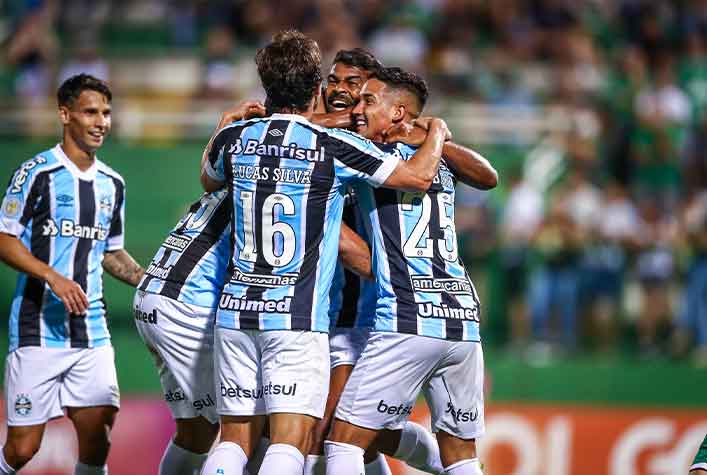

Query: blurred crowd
[2,0,706,362]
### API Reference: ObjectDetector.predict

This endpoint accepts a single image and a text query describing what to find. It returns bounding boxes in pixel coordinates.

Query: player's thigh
[259,330,330,419]
[335,332,442,432]
[215,327,264,417]
[5,348,72,427]
[174,417,220,454]
[310,363,354,454]
[424,341,485,441]
[60,346,120,412]
[134,292,217,423]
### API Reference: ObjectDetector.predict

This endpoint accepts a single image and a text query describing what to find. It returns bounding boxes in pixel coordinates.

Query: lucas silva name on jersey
[231,165,313,185]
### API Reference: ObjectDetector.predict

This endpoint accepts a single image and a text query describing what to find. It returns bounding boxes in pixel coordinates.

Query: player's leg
[2,347,69,471]
[67,405,117,473]
[258,330,330,475]
[374,423,443,474]
[424,341,485,475]
[160,417,219,475]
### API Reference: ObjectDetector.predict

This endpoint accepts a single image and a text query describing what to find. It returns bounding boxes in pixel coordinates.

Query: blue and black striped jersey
[204,113,400,333]
[0,145,125,351]
[328,187,376,330]
[138,190,231,309]
[356,143,481,341]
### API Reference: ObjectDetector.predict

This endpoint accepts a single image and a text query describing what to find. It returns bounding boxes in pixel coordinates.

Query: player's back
[204,113,399,334]
[356,142,481,341]
[138,190,231,310]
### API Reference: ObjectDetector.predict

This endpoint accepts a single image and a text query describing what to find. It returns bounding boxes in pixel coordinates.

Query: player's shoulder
[96,160,125,185]
[6,149,62,194]
[216,116,271,138]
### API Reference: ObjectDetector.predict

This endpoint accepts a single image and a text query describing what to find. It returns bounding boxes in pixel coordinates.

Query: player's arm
[381,118,449,192]
[200,100,267,192]
[0,232,89,314]
[339,223,372,280]
[103,249,145,287]
[311,110,353,129]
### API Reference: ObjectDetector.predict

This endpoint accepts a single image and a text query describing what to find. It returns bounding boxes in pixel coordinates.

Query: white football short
[4,345,120,426]
[133,290,218,424]
[329,327,371,368]
[335,332,485,439]
[215,327,329,419]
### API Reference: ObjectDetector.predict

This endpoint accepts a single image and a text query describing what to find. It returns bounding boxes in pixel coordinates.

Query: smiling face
[60,90,112,154]
[324,62,371,113]
[351,78,405,142]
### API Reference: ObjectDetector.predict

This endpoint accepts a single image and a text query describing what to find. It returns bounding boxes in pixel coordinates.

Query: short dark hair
[332,48,382,74]
[57,74,112,107]
[255,29,322,113]
[371,67,428,112]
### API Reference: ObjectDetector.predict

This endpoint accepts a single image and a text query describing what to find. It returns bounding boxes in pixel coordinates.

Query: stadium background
[0,0,706,473]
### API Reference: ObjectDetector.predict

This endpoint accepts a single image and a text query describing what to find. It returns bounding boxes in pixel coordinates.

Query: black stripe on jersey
[160,198,231,300]
[208,118,269,168]
[18,165,63,231]
[18,168,62,347]
[375,189,418,335]
[99,171,124,240]
[319,131,386,177]
[69,179,95,347]
[335,203,361,328]
[289,134,335,330]
[428,191,463,340]
[239,119,290,329]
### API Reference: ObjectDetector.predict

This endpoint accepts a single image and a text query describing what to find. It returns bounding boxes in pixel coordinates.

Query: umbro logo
[268,129,284,137]
[56,194,73,205]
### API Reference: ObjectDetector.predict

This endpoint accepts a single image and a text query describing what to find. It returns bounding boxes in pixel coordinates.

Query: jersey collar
[269,113,311,124]
[52,144,98,181]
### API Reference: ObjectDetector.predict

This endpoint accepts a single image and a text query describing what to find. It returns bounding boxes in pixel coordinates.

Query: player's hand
[426,118,452,141]
[46,271,89,315]
[384,122,428,145]
[218,101,266,128]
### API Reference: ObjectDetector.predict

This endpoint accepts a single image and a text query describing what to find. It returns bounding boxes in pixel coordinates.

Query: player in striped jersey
[199,30,450,475]
[0,75,144,475]
[326,68,497,475]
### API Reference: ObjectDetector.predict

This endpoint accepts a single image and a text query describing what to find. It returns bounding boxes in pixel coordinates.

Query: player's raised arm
[339,222,372,280]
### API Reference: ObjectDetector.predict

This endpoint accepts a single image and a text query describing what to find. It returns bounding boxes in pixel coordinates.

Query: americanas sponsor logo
[229,139,325,162]
[10,156,47,193]
[230,269,298,288]
[42,219,108,240]
[163,232,191,251]
[411,276,474,295]
[15,393,32,416]
[219,294,292,313]
[418,302,479,322]
[445,402,479,423]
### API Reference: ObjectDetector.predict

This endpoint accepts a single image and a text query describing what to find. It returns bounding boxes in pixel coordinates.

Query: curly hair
[332,48,383,74]
[255,30,323,113]
[371,66,429,113]
[57,74,112,107]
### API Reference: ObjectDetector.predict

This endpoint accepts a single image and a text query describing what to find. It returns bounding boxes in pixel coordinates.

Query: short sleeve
[0,156,49,238]
[106,177,125,251]
[324,130,400,187]
[202,128,229,183]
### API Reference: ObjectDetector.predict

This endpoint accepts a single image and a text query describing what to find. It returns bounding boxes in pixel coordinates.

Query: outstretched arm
[103,249,145,287]
[0,232,89,314]
[311,110,353,129]
[339,222,372,280]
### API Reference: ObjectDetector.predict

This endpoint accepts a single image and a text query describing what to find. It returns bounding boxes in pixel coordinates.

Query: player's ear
[391,103,407,123]
[58,105,70,125]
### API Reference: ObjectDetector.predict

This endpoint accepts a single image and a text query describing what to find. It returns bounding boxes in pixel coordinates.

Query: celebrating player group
[0,29,499,475]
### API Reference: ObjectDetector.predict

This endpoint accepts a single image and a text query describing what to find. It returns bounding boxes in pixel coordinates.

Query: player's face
[60,90,112,153]
[324,63,369,113]
[351,78,398,141]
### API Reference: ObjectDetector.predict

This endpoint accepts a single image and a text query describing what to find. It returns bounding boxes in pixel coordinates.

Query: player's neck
[60,140,96,172]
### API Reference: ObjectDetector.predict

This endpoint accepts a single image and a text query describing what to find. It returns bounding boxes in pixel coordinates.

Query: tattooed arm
[103,249,145,287]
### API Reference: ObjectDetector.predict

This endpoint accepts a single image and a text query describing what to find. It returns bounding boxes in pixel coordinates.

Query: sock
[245,437,269,475]
[200,441,248,475]
[74,462,107,475]
[159,439,208,475]
[364,453,391,475]
[324,441,364,475]
[0,448,16,475]
[443,458,482,475]
[393,422,444,474]
[258,443,304,475]
[304,454,325,475]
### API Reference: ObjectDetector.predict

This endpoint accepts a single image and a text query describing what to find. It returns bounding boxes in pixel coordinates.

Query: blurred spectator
[58,31,109,86]
[199,26,237,100]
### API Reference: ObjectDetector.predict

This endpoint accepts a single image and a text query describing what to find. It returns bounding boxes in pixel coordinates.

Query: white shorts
[215,327,329,419]
[329,327,370,368]
[4,345,120,426]
[133,290,218,424]
[335,332,485,439]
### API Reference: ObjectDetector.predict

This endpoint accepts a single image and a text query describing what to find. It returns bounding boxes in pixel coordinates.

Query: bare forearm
[0,232,56,282]
[443,142,498,190]
[339,223,372,280]
[311,111,352,129]
[385,123,446,192]
[103,249,144,287]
